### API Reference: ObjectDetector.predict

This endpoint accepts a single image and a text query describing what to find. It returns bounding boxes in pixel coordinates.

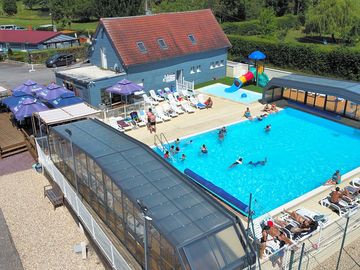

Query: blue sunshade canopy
[12,80,46,95]
[49,92,83,108]
[35,82,71,101]
[1,94,33,108]
[11,98,48,121]
[105,79,143,95]
[248,51,266,60]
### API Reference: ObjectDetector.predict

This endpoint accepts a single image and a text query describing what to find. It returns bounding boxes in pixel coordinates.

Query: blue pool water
[155,108,360,217]
[199,83,262,104]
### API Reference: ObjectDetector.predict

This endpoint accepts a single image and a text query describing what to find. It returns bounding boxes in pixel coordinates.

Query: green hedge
[228,35,360,81]
[30,46,89,64]
[222,15,300,36]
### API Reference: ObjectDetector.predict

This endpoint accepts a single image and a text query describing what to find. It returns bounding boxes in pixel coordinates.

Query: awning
[35,102,100,125]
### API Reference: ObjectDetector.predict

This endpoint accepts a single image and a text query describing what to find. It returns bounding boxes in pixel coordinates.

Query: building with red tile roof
[56,9,231,107]
[0,30,79,51]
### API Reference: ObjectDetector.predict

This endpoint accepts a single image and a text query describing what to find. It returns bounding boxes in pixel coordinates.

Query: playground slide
[225,71,254,93]
[258,72,270,88]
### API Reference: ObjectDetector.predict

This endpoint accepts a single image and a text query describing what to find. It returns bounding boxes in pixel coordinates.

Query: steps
[0,142,28,159]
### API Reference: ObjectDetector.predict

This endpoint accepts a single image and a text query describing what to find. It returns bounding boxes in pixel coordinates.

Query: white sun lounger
[197,93,208,104]
[142,94,159,106]
[167,93,181,106]
[170,101,184,114]
[149,89,164,102]
[320,196,359,217]
[155,107,171,122]
[162,103,178,117]
[351,177,360,188]
[189,96,206,109]
[181,100,195,113]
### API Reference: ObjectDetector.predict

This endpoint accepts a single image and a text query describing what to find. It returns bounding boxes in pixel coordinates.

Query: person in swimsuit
[248,158,267,167]
[175,138,180,145]
[259,225,270,259]
[147,108,157,133]
[180,153,186,161]
[163,151,170,159]
[265,125,271,132]
[244,107,253,120]
[229,157,243,168]
[323,170,341,185]
[200,144,208,154]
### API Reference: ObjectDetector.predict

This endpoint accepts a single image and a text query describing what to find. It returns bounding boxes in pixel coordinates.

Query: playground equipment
[225,50,270,93]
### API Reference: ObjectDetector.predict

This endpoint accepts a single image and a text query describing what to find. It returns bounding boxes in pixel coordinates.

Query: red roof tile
[0,30,59,44]
[100,9,231,67]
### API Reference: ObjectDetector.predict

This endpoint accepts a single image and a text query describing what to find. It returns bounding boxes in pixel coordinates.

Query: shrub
[228,35,360,80]
[222,20,262,36]
[276,15,300,30]
[30,46,89,64]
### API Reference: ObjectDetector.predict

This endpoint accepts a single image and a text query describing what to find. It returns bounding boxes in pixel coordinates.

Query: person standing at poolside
[147,108,156,133]
[324,170,341,185]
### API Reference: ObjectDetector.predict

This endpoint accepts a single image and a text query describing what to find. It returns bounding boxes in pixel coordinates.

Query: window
[157,38,168,49]
[188,34,196,44]
[196,65,201,72]
[190,66,195,74]
[215,61,220,67]
[136,42,147,53]
[210,62,215,69]
[220,60,225,66]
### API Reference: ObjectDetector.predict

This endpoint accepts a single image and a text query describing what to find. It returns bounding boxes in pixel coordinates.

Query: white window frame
[190,66,195,74]
[215,61,220,67]
[220,60,225,67]
[196,65,201,72]
[210,62,215,69]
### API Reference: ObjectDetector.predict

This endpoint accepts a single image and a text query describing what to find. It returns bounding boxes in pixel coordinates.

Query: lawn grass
[0,2,98,32]
[195,76,264,93]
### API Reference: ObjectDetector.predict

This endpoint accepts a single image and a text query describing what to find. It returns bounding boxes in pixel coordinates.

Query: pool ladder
[154,133,171,153]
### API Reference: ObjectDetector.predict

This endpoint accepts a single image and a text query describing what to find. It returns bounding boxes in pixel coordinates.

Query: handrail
[159,133,171,150]
[154,133,171,154]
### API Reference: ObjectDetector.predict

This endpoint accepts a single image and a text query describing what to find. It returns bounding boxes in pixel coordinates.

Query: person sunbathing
[271,103,279,112]
[283,209,309,225]
[244,107,253,120]
[263,104,271,112]
[324,170,341,185]
[204,97,213,108]
[330,187,356,206]
[275,218,317,234]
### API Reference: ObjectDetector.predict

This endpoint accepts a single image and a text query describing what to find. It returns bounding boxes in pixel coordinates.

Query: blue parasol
[11,98,48,121]
[248,51,266,60]
[49,92,83,108]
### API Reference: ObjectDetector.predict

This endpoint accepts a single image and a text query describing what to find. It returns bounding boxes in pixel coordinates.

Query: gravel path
[0,152,105,270]
[314,237,360,270]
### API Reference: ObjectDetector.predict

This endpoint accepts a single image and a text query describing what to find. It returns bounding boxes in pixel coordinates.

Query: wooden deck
[0,112,27,158]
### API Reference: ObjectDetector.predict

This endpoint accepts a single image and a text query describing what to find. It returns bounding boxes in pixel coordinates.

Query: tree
[94,0,143,18]
[259,7,277,35]
[152,0,209,14]
[23,0,38,9]
[215,0,246,22]
[3,0,17,15]
[305,0,360,43]
[71,0,95,22]
[265,0,291,16]
[49,0,71,24]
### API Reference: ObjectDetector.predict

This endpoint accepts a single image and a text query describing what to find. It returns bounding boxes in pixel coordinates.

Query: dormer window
[137,42,147,53]
[157,38,168,50]
[188,34,196,44]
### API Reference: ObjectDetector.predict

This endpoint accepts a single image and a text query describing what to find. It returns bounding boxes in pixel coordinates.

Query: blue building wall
[0,42,40,51]
[90,25,125,72]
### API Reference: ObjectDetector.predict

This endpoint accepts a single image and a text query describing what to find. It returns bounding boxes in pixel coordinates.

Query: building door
[100,47,107,69]
[176,69,183,83]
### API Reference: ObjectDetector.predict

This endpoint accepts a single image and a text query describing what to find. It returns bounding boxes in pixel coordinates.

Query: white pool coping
[151,107,360,221]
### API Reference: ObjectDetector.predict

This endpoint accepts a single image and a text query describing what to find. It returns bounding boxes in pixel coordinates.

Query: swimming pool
[154,108,360,217]
[199,83,262,104]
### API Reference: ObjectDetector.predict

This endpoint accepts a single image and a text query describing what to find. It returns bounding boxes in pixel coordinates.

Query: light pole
[49,12,55,32]
[65,128,79,193]
[137,199,152,270]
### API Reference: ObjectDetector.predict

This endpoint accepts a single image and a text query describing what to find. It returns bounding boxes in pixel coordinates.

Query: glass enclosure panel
[296,90,305,103]
[325,95,336,112]
[113,184,122,201]
[345,101,356,118]
[336,98,346,115]
[283,88,290,99]
[214,226,246,264]
[264,89,273,103]
[104,174,112,193]
[115,218,125,242]
[184,237,220,270]
[314,93,325,109]
[289,88,297,100]
[113,198,123,219]
[273,87,282,101]
[306,92,315,107]
[355,105,360,120]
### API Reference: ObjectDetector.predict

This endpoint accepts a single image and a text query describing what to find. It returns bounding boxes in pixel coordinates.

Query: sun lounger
[149,89,164,102]
[181,100,195,113]
[197,93,208,104]
[164,87,172,94]
[351,177,360,188]
[142,94,159,106]
[130,111,146,127]
[162,103,178,117]
[117,119,133,131]
[169,101,184,114]
[189,96,206,109]
[167,93,181,106]
[320,196,358,217]
[157,89,167,99]
[155,107,171,122]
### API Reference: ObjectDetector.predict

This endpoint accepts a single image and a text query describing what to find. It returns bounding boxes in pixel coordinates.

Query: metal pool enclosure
[47,118,256,270]
[263,74,360,121]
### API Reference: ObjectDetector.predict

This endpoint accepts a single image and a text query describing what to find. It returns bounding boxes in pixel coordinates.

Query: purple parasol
[11,98,48,121]
[12,80,46,95]
[105,79,143,95]
[35,82,70,101]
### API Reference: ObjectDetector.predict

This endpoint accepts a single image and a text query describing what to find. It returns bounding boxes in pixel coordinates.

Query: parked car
[46,54,75,68]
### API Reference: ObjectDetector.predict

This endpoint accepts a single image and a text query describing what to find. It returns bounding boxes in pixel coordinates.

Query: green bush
[8,51,27,62]
[228,35,360,80]
[30,46,89,64]
[276,15,300,30]
[222,20,262,36]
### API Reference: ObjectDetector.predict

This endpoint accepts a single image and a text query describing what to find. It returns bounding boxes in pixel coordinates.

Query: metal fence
[36,136,131,270]
[250,210,360,270]
[102,101,148,120]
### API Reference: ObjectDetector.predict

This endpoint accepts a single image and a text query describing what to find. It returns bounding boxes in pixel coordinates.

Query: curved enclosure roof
[265,74,360,104]
[51,119,252,264]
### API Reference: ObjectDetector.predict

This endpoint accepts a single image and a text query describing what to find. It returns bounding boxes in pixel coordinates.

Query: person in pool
[170,145,176,155]
[324,170,341,185]
[175,146,180,154]
[163,151,170,159]
[185,140,193,145]
[265,125,271,132]
[218,130,225,141]
[180,153,186,161]
[248,157,267,166]
[229,157,243,168]
[200,144,208,154]
[175,138,180,145]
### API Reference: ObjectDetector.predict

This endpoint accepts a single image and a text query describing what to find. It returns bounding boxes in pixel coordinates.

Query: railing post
[91,217,96,239]
[336,215,350,270]
[297,243,305,270]
[288,249,295,270]
[110,245,115,267]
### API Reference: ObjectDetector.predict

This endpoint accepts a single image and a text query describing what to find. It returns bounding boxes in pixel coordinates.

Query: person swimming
[265,125,271,132]
[229,157,243,168]
[185,140,193,145]
[164,151,170,159]
[175,146,180,154]
[200,144,208,154]
[170,145,176,154]
[248,157,267,166]
[180,153,186,161]
[175,138,180,145]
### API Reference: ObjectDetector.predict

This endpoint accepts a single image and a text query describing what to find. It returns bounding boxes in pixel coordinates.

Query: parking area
[0,62,83,90]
